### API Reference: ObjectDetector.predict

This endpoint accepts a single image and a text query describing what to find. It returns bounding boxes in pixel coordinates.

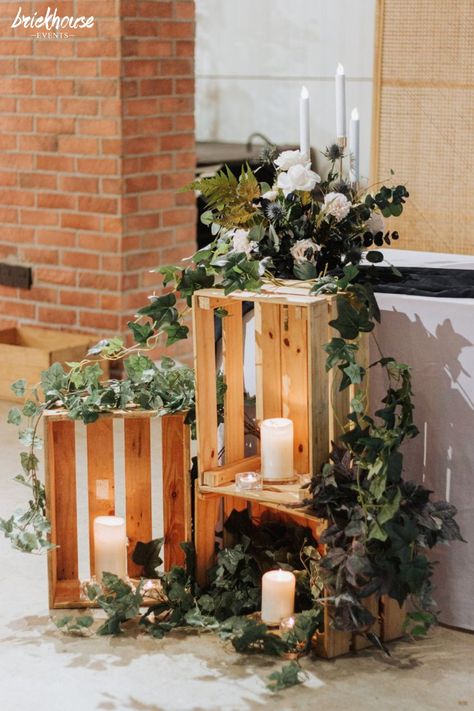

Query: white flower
[323,192,351,222]
[365,210,384,235]
[262,189,278,201]
[276,164,321,196]
[290,239,320,264]
[274,149,310,171]
[229,229,256,256]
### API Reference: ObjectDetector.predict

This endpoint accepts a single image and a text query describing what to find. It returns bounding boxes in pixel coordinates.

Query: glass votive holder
[279,615,296,634]
[235,471,263,491]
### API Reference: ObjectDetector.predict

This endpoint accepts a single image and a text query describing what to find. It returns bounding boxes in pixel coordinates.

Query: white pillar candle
[261,569,296,625]
[349,107,360,184]
[94,515,127,582]
[335,63,346,138]
[299,85,310,160]
[260,418,294,480]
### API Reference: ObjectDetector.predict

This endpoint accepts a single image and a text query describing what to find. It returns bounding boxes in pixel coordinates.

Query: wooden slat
[381,595,407,641]
[316,608,352,658]
[307,299,331,475]
[222,302,245,463]
[328,298,351,445]
[351,330,370,405]
[44,408,158,422]
[162,413,192,570]
[124,417,152,578]
[255,302,282,422]
[280,304,309,474]
[193,285,326,306]
[352,594,381,650]
[46,419,79,608]
[86,419,115,577]
[202,454,261,487]
[194,484,221,587]
[193,294,218,477]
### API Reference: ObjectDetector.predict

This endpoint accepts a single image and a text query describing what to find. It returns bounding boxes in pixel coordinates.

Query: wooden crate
[191,283,404,656]
[45,409,191,609]
[0,326,105,402]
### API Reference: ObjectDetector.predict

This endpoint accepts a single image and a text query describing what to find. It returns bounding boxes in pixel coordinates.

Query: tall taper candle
[335,63,346,138]
[349,107,360,184]
[299,85,310,159]
[260,418,294,480]
[261,569,296,625]
[94,515,127,582]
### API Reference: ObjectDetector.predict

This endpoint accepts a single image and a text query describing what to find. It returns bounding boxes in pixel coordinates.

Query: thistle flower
[262,200,284,222]
[324,143,344,161]
[260,143,279,164]
[331,180,351,196]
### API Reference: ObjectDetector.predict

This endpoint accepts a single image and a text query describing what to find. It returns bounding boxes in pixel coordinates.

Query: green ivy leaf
[11,379,27,398]
[266,661,306,692]
[7,408,22,426]
[128,321,155,346]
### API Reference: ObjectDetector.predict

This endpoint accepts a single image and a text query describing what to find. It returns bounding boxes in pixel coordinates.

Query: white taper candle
[349,107,360,183]
[335,63,346,138]
[299,85,310,160]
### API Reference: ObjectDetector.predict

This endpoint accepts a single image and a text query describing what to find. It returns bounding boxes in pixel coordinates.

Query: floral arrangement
[182,145,408,293]
[1,143,462,684]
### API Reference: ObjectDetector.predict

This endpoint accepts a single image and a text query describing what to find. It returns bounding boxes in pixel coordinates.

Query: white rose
[229,229,256,256]
[290,238,320,264]
[365,210,384,235]
[262,189,278,201]
[323,192,351,222]
[274,149,310,171]
[276,164,321,196]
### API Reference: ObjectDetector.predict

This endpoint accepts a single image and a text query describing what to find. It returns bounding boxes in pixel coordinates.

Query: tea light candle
[280,615,296,634]
[260,418,294,480]
[94,515,127,582]
[261,569,296,626]
[235,471,263,491]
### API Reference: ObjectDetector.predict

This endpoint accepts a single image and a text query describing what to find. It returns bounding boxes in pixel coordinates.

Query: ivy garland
[1,148,464,682]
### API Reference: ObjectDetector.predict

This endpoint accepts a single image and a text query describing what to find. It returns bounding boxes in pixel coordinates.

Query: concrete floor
[1,400,473,711]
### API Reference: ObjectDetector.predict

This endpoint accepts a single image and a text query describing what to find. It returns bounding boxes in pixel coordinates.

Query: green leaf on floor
[266,661,306,692]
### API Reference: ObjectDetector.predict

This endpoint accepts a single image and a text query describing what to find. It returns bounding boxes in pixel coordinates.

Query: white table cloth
[370,250,474,630]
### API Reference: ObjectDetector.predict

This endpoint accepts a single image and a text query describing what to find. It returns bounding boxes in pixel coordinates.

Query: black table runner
[364,266,474,299]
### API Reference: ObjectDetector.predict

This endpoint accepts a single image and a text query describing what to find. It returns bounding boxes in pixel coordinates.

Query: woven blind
[371,0,474,254]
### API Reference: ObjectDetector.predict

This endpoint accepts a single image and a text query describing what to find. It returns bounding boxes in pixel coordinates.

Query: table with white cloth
[229,249,474,630]
[369,250,474,630]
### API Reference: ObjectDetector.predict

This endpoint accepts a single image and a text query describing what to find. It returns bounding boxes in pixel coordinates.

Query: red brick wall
[0,0,196,358]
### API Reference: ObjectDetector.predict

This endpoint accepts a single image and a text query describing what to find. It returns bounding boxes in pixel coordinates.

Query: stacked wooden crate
[192,284,405,657]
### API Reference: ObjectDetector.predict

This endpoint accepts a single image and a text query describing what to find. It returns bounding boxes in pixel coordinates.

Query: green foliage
[132,537,164,579]
[188,164,260,228]
[86,574,144,636]
[266,661,306,693]
[310,284,463,632]
[11,379,27,398]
